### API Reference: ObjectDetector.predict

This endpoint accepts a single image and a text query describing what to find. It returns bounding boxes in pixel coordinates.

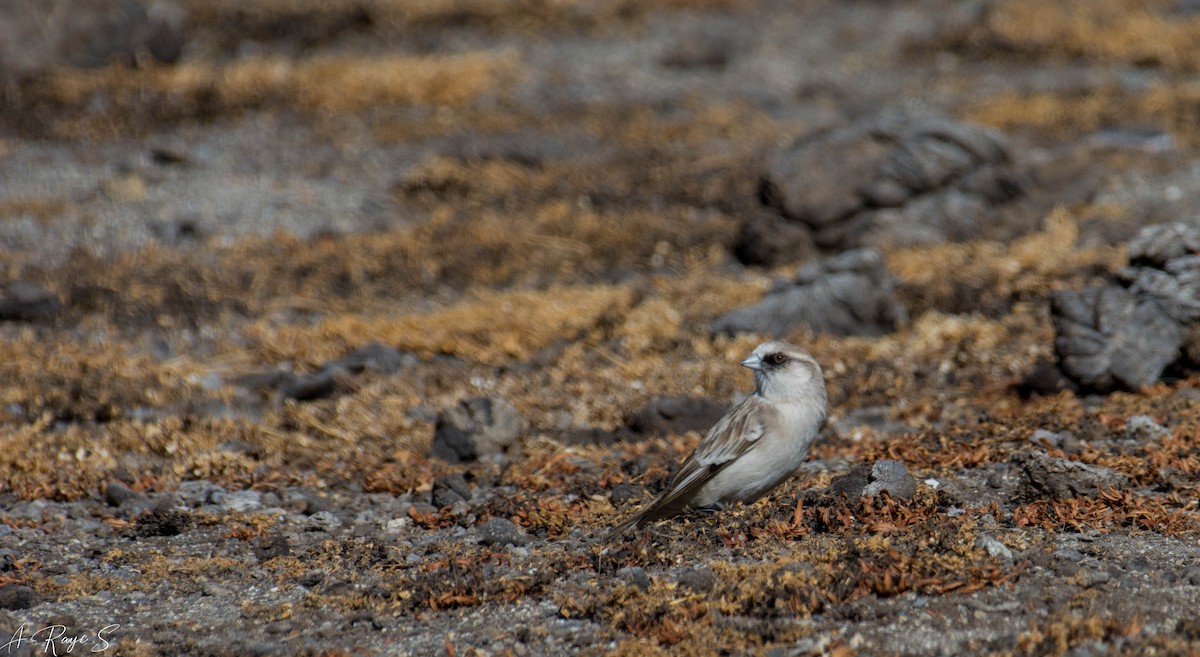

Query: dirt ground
[2,0,1200,655]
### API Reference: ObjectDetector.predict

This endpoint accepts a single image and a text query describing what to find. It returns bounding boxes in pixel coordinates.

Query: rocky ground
[2,0,1200,655]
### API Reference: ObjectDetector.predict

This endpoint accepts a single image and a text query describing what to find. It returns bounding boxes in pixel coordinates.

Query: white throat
[755,370,825,408]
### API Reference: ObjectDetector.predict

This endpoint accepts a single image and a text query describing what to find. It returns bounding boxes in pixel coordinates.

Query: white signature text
[1,624,118,655]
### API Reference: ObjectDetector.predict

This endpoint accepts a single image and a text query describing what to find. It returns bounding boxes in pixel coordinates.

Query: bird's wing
[691,394,772,467]
[622,394,777,529]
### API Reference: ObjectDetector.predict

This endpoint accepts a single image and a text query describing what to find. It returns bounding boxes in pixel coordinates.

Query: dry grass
[887,210,1126,306]
[952,0,1200,71]
[966,83,1200,147]
[48,52,519,111]
[247,284,636,365]
[3,202,736,332]
[181,0,752,36]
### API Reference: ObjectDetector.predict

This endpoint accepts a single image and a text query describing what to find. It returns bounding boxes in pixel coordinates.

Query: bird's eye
[767,353,788,365]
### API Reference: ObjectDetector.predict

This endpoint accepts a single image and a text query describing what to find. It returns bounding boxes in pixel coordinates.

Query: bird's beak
[740,354,762,371]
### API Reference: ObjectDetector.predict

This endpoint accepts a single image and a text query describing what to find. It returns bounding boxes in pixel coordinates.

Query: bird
[605,341,827,540]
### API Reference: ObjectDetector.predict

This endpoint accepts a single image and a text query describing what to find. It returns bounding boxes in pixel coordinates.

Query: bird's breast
[692,402,823,507]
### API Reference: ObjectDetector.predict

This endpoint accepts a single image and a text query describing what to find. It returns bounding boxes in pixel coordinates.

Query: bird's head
[741,341,825,403]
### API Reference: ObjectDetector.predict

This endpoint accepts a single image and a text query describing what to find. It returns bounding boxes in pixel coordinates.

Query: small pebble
[676,567,715,593]
[1178,618,1200,640]
[306,511,342,533]
[1125,415,1170,442]
[104,481,142,507]
[0,584,36,610]
[975,534,1013,561]
[477,518,528,547]
[221,490,263,513]
[177,480,226,507]
[1077,569,1111,588]
[1055,547,1084,563]
[1182,567,1200,586]
[385,518,410,532]
[616,567,651,591]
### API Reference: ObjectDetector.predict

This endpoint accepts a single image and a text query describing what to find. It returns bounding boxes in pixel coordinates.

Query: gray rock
[975,534,1014,561]
[616,566,651,590]
[627,396,728,437]
[0,0,184,85]
[676,567,715,593]
[1055,547,1084,563]
[133,508,192,537]
[278,370,341,402]
[239,343,415,402]
[8,499,47,521]
[1124,415,1170,442]
[477,518,528,547]
[864,460,918,498]
[1125,221,1200,269]
[608,483,647,506]
[306,511,343,533]
[555,426,635,447]
[104,480,143,507]
[431,473,472,508]
[221,490,263,514]
[1120,257,1200,324]
[177,480,226,508]
[1052,223,1200,391]
[1051,286,1183,391]
[254,534,292,561]
[1012,450,1130,500]
[0,281,63,321]
[1017,359,1079,397]
[713,248,907,337]
[1030,428,1083,453]
[658,20,747,70]
[1030,428,1064,446]
[731,211,817,267]
[0,584,35,610]
[1076,569,1111,588]
[334,342,416,375]
[826,460,917,499]
[431,397,527,463]
[758,114,1025,250]
[409,502,438,517]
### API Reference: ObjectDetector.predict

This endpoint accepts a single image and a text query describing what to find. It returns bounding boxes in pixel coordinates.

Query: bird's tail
[600,513,642,543]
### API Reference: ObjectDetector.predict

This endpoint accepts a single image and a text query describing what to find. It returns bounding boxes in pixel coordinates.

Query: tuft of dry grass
[887,209,1126,315]
[1013,488,1198,536]
[950,0,1200,71]
[35,50,519,137]
[247,284,635,365]
[966,83,1200,147]
[50,52,520,112]
[181,0,753,37]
